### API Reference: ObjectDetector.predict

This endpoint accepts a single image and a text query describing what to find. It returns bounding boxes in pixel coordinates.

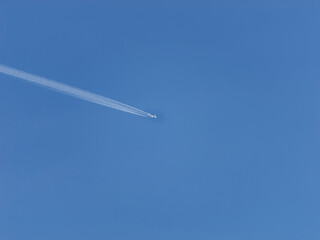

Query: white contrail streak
[0,64,156,118]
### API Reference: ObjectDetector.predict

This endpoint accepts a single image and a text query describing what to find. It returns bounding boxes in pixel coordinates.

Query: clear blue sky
[0,1,319,239]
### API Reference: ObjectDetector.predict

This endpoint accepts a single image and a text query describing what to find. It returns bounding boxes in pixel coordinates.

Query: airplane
[148,113,157,119]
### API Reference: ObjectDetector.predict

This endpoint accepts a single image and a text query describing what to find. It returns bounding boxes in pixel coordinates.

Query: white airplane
[148,113,157,119]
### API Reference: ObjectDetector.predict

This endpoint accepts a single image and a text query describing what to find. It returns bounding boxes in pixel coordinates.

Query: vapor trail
[0,64,156,118]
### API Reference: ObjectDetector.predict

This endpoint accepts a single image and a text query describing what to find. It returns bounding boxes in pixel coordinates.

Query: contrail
[0,64,156,118]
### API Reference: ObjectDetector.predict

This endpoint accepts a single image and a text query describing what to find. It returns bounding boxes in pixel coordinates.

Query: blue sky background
[0,1,319,239]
